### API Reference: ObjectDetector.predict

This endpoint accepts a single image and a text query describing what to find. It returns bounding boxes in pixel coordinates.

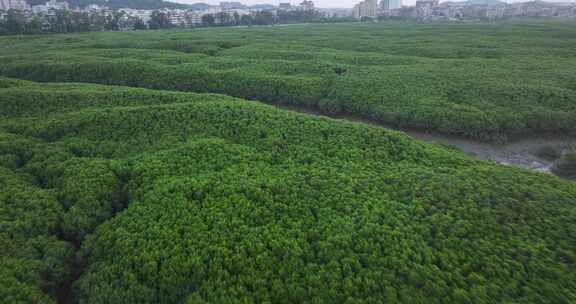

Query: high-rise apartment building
[381,0,402,10]
[353,0,378,17]
[0,0,30,11]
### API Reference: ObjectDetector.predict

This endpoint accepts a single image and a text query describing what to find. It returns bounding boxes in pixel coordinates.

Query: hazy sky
[173,0,572,9]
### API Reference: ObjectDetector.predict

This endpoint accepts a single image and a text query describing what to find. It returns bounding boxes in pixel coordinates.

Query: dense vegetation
[1,21,576,140]
[0,9,347,38]
[2,22,576,302]
[1,77,575,303]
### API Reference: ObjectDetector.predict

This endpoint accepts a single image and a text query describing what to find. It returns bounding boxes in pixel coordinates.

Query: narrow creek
[399,130,573,173]
[280,105,576,174]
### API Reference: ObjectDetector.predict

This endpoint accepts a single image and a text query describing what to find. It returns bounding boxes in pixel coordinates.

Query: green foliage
[0,78,575,302]
[1,21,576,139]
[0,10,43,35]
[0,165,74,303]
[148,11,173,30]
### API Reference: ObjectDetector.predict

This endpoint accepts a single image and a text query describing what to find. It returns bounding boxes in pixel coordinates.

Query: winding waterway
[281,105,576,174]
[397,131,574,173]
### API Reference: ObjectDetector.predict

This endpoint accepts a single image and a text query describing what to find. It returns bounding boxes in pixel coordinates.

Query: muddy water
[280,105,576,174]
[400,131,574,173]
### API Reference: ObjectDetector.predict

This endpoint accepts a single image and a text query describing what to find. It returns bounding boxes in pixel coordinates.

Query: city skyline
[173,0,574,9]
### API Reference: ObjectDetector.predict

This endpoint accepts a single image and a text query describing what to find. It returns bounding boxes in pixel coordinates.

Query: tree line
[0,9,147,35]
[0,8,352,35]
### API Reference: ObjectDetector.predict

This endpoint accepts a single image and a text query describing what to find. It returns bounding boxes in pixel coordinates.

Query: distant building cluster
[2,0,575,35]
[352,0,576,20]
[1,0,346,33]
[0,0,30,11]
[32,0,69,13]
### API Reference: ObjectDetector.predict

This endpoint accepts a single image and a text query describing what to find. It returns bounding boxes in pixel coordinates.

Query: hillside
[1,77,575,303]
